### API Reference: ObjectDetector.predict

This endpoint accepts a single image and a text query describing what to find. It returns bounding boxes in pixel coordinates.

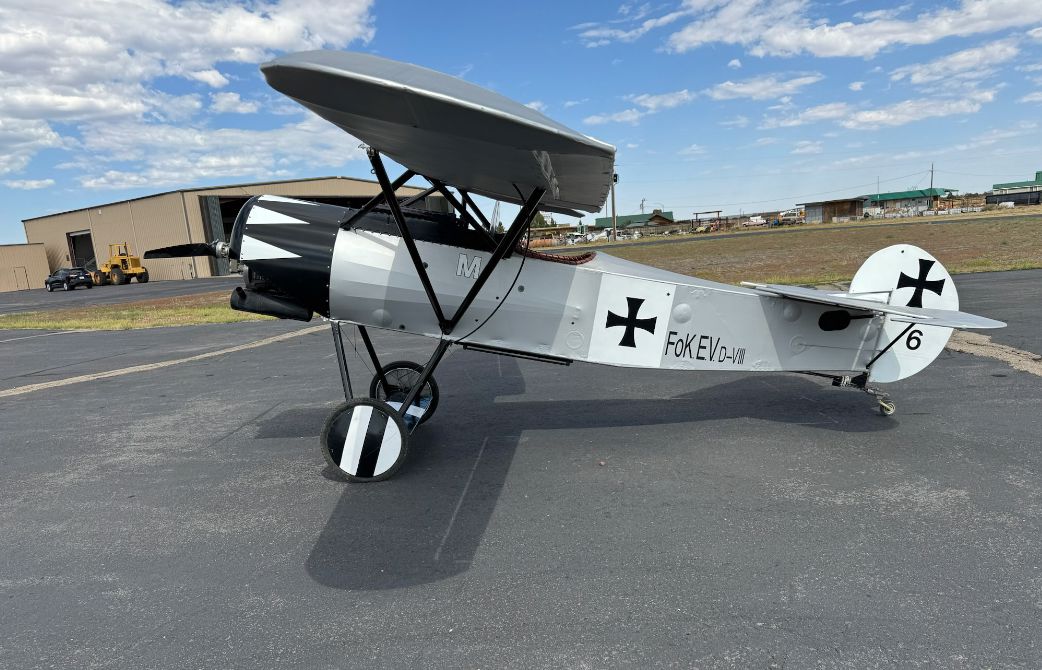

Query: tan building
[0,243,50,292]
[22,176,426,282]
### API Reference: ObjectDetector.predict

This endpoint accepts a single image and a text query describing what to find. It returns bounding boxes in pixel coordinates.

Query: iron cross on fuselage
[897,258,946,308]
[606,297,657,348]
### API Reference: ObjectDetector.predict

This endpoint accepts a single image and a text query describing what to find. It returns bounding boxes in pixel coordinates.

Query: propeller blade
[143,243,216,259]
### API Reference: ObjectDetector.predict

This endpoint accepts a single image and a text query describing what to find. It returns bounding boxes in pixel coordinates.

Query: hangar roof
[22,175,418,222]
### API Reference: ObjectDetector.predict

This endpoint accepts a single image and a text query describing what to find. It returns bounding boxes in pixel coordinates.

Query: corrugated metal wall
[0,244,50,292]
[23,178,423,282]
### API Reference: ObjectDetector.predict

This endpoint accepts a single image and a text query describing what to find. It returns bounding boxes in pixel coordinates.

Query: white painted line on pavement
[0,330,89,344]
[0,325,326,399]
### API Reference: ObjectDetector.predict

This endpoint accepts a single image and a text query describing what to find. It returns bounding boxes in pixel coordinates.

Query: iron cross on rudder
[606,297,658,347]
[897,258,946,308]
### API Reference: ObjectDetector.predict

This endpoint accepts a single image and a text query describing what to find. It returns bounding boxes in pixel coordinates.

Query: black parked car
[45,267,93,292]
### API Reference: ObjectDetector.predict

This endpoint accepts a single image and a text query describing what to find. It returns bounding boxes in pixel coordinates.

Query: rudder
[849,244,957,383]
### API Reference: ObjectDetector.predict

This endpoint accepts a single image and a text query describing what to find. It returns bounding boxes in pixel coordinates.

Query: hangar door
[67,230,96,270]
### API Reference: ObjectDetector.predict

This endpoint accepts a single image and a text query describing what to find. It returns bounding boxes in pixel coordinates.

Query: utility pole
[611,172,618,242]
[929,162,935,212]
[639,197,646,214]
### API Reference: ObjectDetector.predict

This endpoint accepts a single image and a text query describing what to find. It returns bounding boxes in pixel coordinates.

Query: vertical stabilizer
[850,244,958,383]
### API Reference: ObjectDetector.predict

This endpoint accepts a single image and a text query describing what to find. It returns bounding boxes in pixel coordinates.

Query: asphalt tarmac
[1,270,1040,668]
[0,275,240,315]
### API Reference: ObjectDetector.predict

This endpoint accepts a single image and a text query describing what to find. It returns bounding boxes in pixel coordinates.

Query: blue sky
[2,0,1042,242]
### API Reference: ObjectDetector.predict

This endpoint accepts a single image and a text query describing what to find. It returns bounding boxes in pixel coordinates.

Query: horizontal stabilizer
[742,282,1006,330]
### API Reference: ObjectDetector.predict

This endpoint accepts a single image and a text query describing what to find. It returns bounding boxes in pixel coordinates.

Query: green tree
[531,212,550,228]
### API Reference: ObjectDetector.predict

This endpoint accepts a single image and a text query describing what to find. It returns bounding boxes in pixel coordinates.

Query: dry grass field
[597,215,1042,285]
[0,291,270,330]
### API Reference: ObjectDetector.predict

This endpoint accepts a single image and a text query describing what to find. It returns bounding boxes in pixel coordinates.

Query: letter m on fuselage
[456,253,481,279]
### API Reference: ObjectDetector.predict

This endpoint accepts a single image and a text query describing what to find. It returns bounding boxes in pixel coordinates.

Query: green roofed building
[593,209,674,229]
[865,188,956,213]
[986,170,1042,206]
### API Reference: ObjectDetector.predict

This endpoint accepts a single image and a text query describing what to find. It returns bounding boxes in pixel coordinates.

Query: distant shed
[592,209,674,229]
[986,170,1042,206]
[798,198,864,224]
[866,188,955,213]
[0,243,50,292]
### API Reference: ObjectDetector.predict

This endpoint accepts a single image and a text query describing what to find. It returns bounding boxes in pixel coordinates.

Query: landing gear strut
[369,361,439,429]
[318,148,544,482]
[831,373,896,416]
[322,320,450,480]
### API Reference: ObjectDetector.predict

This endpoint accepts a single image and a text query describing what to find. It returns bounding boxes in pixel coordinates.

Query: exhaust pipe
[230,287,313,322]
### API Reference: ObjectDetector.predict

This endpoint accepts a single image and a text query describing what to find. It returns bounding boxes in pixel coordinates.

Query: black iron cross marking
[606,297,657,348]
[896,258,946,308]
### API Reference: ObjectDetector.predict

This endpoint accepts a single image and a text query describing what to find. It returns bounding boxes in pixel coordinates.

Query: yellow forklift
[92,242,150,285]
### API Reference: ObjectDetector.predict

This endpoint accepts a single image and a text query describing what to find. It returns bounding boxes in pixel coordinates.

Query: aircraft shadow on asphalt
[257,352,894,592]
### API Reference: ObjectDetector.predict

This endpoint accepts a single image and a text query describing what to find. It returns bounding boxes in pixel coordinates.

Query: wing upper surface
[261,51,616,213]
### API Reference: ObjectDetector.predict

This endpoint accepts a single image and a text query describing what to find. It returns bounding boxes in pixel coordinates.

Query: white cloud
[791,140,823,154]
[0,0,375,179]
[563,98,588,108]
[0,118,67,176]
[1020,92,1042,103]
[1018,63,1042,72]
[728,58,742,69]
[3,178,54,189]
[627,89,696,111]
[525,100,547,112]
[891,39,1019,85]
[849,81,864,91]
[210,92,259,114]
[751,137,778,146]
[761,102,852,128]
[577,0,1042,60]
[853,6,911,21]
[585,88,696,125]
[841,90,996,129]
[584,108,647,125]
[679,144,706,155]
[706,73,823,100]
[828,121,1038,170]
[187,69,229,88]
[719,115,750,127]
[74,115,363,189]
[763,89,996,131]
[574,8,690,47]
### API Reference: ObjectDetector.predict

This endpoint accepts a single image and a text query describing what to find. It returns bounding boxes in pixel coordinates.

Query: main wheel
[321,398,409,482]
[879,400,896,416]
[109,267,125,285]
[62,281,70,291]
[368,361,439,428]
[137,270,149,283]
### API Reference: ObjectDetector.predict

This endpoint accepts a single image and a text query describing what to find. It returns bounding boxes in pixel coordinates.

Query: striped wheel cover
[326,404,403,478]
